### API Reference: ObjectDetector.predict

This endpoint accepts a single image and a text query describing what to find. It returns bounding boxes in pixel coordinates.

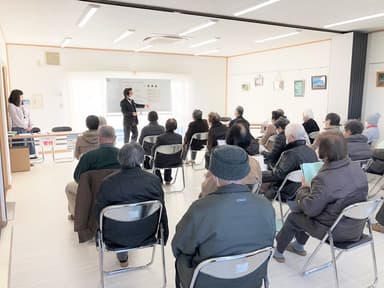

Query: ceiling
[0,0,383,57]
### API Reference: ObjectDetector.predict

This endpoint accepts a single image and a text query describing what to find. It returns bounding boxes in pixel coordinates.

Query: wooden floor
[1,157,384,288]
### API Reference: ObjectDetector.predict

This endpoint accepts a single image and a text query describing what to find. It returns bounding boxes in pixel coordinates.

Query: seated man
[182,109,209,162]
[152,118,182,184]
[260,109,284,147]
[262,123,318,201]
[95,143,169,267]
[262,117,289,168]
[172,145,275,288]
[312,112,341,150]
[274,131,368,262]
[65,125,120,220]
[74,115,100,160]
[228,105,250,128]
[204,112,228,169]
[302,109,320,144]
[343,119,372,161]
[363,112,380,145]
[138,111,165,168]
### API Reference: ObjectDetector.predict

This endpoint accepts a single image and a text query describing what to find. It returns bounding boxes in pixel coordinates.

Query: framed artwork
[241,83,250,91]
[273,80,284,91]
[294,80,305,97]
[254,75,264,87]
[376,72,384,87]
[311,75,327,90]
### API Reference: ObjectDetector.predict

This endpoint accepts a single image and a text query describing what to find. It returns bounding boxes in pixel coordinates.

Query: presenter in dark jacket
[120,87,148,143]
[172,145,275,288]
[152,118,183,184]
[274,131,368,263]
[95,143,169,267]
[182,109,209,161]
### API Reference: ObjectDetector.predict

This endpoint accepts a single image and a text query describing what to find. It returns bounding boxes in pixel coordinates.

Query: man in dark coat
[229,105,250,128]
[302,109,320,144]
[205,112,228,169]
[182,109,209,161]
[120,87,148,143]
[262,123,318,201]
[152,118,183,184]
[274,131,368,262]
[95,143,169,267]
[172,145,276,288]
[343,119,372,161]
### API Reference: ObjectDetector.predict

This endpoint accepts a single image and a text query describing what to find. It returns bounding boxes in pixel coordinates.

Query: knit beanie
[209,145,250,181]
[367,113,381,126]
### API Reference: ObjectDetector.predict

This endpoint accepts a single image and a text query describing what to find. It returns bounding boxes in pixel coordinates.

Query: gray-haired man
[95,143,169,267]
[65,125,120,220]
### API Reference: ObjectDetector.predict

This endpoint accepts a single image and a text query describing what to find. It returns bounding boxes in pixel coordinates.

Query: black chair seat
[104,237,157,251]
[327,234,371,250]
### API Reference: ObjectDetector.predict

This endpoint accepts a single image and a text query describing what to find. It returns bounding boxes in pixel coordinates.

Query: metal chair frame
[308,131,320,141]
[97,200,166,288]
[141,135,159,168]
[354,158,373,171]
[187,246,274,288]
[274,170,303,225]
[152,144,185,192]
[302,198,384,288]
[189,132,208,171]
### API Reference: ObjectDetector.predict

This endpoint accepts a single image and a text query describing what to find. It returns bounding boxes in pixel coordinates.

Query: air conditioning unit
[143,34,188,46]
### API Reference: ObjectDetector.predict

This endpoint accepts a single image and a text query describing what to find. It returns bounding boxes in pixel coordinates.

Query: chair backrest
[286,170,303,182]
[142,135,158,145]
[354,159,372,171]
[217,139,226,146]
[52,126,72,132]
[308,131,319,140]
[154,144,183,156]
[329,198,384,232]
[191,132,208,142]
[190,247,273,288]
[99,200,162,233]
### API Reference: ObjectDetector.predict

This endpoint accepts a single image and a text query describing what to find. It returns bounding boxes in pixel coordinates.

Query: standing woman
[8,89,36,157]
[120,88,148,143]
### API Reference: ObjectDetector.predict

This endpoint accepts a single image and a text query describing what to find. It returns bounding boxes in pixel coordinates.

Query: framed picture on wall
[241,83,250,92]
[311,75,327,90]
[254,75,264,87]
[294,80,305,97]
[376,72,384,87]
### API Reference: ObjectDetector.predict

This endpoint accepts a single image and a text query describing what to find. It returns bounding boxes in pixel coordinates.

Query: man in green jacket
[172,145,276,288]
[65,125,120,220]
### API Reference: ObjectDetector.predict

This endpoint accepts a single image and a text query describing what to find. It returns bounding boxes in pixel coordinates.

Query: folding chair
[354,158,372,171]
[51,127,76,163]
[187,247,274,288]
[189,132,208,170]
[97,200,166,288]
[302,198,384,288]
[142,135,159,169]
[152,144,185,192]
[275,170,303,225]
[308,131,320,141]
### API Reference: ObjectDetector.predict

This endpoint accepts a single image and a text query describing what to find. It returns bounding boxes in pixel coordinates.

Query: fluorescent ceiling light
[114,29,136,43]
[135,45,153,52]
[324,12,384,28]
[234,0,280,17]
[60,37,72,48]
[77,4,100,28]
[254,31,299,43]
[195,49,221,56]
[179,20,218,36]
[189,37,220,48]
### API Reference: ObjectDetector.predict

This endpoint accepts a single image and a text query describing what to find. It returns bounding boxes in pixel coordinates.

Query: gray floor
[4,158,384,288]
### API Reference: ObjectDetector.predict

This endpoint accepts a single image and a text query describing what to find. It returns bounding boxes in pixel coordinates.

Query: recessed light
[189,37,220,48]
[195,48,221,56]
[324,12,384,28]
[114,29,136,43]
[60,37,72,48]
[254,31,299,43]
[179,20,218,36]
[77,4,100,28]
[135,45,153,52]
[234,0,281,17]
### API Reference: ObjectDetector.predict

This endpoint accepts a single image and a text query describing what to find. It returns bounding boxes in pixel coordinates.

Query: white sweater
[8,103,32,129]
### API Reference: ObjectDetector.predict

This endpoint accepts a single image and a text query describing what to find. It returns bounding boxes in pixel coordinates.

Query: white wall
[7,45,226,134]
[228,41,331,126]
[227,34,356,127]
[363,31,384,143]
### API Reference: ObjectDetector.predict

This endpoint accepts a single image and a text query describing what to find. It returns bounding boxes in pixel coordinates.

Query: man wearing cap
[363,112,381,145]
[172,145,276,288]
